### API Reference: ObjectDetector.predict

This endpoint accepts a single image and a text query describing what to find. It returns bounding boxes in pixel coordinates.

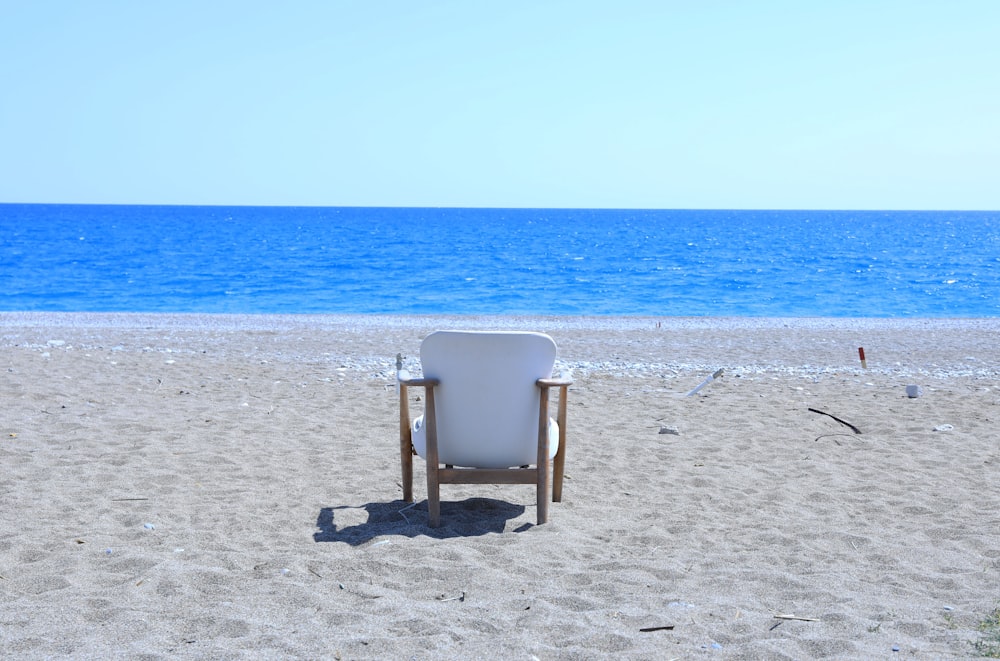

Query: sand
[1,312,998,659]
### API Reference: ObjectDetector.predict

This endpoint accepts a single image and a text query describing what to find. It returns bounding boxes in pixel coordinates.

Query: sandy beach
[1,312,998,659]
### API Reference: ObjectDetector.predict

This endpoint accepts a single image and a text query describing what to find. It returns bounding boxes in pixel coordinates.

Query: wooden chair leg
[424,386,442,527]
[552,385,568,502]
[537,460,550,524]
[536,385,551,524]
[427,465,441,527]
[401,446,413,503]
[399,384,414,502]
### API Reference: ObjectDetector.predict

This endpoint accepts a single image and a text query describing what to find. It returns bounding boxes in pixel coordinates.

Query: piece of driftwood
[639,625,676,632]
[807,408,861,434]
[397,502,417,524]
[685,368,724,396]
[773,613,820,622]
[813,433,859,445]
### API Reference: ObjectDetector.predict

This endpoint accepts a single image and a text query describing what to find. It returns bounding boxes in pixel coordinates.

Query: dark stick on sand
[808,408,862,434]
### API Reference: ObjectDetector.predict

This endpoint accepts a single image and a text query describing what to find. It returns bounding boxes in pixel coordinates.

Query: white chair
[398,331,572,527]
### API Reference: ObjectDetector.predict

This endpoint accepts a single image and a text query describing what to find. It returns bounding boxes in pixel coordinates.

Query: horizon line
[2,201,998,213]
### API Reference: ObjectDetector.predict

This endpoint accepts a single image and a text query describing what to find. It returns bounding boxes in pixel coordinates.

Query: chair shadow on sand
[313,498,528,545]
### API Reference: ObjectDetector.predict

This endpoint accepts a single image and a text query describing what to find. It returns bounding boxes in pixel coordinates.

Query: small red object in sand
[858,347,867,369]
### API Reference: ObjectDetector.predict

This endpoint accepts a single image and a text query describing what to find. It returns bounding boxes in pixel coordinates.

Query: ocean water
[1,204,998,317]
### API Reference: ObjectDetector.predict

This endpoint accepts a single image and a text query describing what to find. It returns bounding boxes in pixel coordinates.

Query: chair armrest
[536,377,573,388]
[398,376,440,387]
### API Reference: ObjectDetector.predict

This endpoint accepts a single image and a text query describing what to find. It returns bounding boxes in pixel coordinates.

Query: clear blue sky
[2,1,997,209]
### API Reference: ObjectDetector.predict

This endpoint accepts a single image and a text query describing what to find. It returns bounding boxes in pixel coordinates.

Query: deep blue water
[1,204,998,317]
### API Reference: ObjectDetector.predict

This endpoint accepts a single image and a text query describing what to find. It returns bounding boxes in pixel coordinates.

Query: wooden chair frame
[399,375,571,527]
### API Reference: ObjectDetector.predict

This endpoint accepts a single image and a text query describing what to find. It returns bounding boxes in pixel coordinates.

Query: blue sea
[1,204,998,317]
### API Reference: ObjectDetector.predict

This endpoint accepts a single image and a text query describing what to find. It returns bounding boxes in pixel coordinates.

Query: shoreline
[3,311,999,380]
[4,309,1000,328]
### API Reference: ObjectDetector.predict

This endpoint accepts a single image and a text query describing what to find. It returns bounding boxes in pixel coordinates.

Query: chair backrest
[419,330,557,468]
